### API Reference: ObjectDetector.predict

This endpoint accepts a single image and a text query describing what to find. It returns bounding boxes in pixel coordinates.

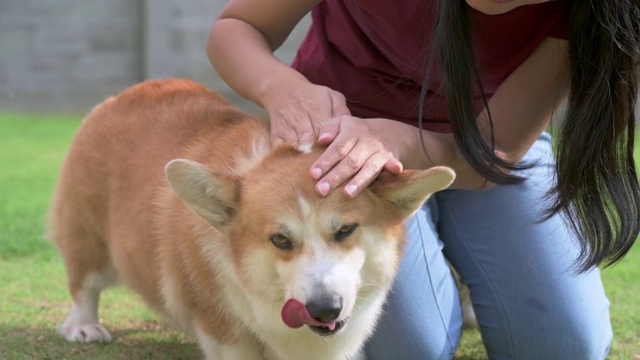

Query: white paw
[60,323,113,343]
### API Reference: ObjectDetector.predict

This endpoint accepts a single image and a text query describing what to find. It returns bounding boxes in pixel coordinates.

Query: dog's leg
[218,342,264,360]
[52,185,118,343]
[449,262,478,328]
[195,328,263,360]
[59,267,118,343]
[459,282,478,328]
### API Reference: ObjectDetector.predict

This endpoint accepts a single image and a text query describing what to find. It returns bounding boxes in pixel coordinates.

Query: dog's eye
[334,223,359,242]
[270,234,293,251]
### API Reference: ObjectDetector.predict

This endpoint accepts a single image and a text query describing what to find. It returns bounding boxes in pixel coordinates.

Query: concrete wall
[0,0,310,114]
[0,1,637,116]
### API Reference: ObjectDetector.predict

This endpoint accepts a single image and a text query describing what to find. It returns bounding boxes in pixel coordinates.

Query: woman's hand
[310,115,495,196]
[310,116,406,198]
[262,81,351,147]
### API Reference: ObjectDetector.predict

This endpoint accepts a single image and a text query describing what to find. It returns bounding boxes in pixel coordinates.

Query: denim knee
[488,307,613,360]
[365,323,461,360]
[544,315,612,360]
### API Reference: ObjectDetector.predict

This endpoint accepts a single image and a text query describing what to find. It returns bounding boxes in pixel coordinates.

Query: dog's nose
[306,296,343,323]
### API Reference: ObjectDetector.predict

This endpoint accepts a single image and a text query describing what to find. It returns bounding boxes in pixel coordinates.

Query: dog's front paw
[59,323,113,343]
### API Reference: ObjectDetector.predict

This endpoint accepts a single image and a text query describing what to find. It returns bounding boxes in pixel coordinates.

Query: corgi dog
[49,79,455,360]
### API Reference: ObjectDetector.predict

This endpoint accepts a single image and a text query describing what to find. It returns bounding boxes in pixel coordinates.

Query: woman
[207,0,640,358]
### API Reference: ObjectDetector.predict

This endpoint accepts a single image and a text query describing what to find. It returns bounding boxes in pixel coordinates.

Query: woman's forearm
[371,38,568,191]
[206,17,309,108]
[367,118,490,190]
[416,130,494,190]
[207,2,353,148]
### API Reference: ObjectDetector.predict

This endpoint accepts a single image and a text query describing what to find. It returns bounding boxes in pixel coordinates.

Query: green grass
[0,113,638,359]
[0,114,201,359]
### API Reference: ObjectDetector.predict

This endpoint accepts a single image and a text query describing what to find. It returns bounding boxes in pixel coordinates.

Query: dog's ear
[165,159,239,229]
[370,166,455,218]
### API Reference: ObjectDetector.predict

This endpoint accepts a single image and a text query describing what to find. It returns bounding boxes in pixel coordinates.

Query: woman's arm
[207,0,318,106]
[441,36,569,190]
[208,2,569,195]
[208,0,353,147]
[313,37,570,195]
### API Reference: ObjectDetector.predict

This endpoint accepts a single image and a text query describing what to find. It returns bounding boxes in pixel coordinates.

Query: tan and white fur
[49,79,455,360]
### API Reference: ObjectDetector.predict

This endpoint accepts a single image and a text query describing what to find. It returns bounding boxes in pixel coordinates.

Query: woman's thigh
[364,199,463,360]
[437,134,612,359]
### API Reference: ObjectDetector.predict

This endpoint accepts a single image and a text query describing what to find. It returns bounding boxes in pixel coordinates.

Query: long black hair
[421,0,640,272]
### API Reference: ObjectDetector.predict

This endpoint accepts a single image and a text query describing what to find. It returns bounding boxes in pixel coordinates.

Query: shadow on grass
[0,324,201,360]
[2,324,491,360]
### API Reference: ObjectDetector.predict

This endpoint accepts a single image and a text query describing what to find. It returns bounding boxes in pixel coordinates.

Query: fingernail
[311,167,322,180]
[318,132,332,141]
[318,182,330,196]
[345,184,358,197]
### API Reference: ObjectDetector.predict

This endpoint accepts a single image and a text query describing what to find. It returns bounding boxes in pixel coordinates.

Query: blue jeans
[364,133,612,360]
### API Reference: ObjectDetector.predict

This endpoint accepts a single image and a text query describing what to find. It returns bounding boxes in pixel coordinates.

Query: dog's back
[50,79,268,311]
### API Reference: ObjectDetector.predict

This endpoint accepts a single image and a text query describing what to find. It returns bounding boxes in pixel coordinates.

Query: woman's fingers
[268,85,350,148]
[316,116,343,146]
[312,118,401,197]
[312,133,358,181]
[384,158,404,175]
[315,144,400,197]
[342,152,400,198]
[271,110,323,148]
[271,116,302,147]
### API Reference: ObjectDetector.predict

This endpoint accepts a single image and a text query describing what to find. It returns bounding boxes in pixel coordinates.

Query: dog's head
[165,144,454,336]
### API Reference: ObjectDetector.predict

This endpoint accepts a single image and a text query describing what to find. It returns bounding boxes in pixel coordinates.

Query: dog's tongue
[281,299,336,331]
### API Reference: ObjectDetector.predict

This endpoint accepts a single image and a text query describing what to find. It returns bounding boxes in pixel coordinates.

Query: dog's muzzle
[281,298,348,336]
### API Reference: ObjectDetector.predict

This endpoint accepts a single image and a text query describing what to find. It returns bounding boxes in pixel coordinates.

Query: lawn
[0,113,638,359]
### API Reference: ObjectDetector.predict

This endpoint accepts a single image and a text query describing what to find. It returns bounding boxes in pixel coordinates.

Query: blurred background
[0,0,311,115]
[1,1,638,116]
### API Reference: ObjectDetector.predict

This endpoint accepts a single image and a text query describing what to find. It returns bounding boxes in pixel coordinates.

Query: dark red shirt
[292,1,568,132]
